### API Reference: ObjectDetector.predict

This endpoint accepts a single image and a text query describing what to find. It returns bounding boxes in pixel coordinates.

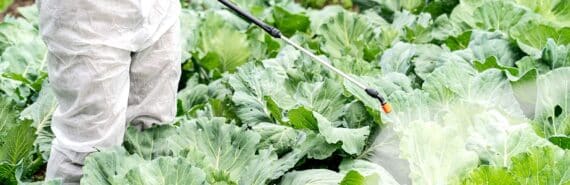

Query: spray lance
[217,0,392,113]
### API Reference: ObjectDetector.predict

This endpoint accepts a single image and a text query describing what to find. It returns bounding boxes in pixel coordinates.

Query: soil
[0,0,35,21]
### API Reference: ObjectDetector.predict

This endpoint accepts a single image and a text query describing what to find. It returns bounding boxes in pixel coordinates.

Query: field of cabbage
[0,0,569,184]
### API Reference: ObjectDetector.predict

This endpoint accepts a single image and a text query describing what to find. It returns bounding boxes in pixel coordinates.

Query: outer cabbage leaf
[423,63,523,126]
[472,1,529,32]
[314,112,370,155]
[449,0,483,29]
[81,148,145,185]
[0,17,37,49]
[177,83,209,114]
[422,64,549,165]
[473,56,518,77]
[231,50,351,126]
[331,56,380,76]
[19,83,56,160]
[462,146,570,185]
[514,0,570,27]
[0,16,47,103]
[121,157,206,185]
[342,101,377,129]
[368,91,430,185]
[387,102,546,184]
[180,9,200,62]
[510,146,570,185]
[123,125,176,160]
[293,80,347,121]
[238,147,304,185]
[247,28,282,61]
[533,67,570,148]
[0,38,47,81]
[229,63,295,125]
[378,42,416,75]
[0,97,22,184]
[339,159,400,185]
[392,11,433,43]
[302,133,339,160]
[0,96,19,138]
[540,39,570,69]
[299,0,352,9]
[548,136,570,150]
[379,42,469,80]
[377,63,549,184]
[251,123,303,153]
[548,0,570,27]
[444,31,472,51]
[399,120,479,185]
[280,159,400,185]
[421,0,461,17]
[391,11,462,43]
[82,148,207,185]
[382,90,435,126]
[15,6,39,25]
[461,166,518,185]
[340,170,366,185]
[272,6,310,37]
[288,108,369,155]
[317,11,381,61]
[423,63,525,116]
[356,0,424,13]
[307,5,344,32]
[170,117,301,184]
[169,117,259,183]
[0,120,36,184]
[453,105,549,167]
[473,56,542,118]
[194,12,251,73]
[360,11,399,50]
[261,45,313,81]
[510,21,570,58]
[280,169,344,185]
[288,106,319,131]
[429,14,464,41]
[450,0,529,32]
[467,31,523,67]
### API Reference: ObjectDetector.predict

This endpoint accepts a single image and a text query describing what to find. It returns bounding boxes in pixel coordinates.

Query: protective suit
[37,0,181,184]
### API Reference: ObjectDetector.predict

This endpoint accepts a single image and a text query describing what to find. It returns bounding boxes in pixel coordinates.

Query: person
[37,0,182,184]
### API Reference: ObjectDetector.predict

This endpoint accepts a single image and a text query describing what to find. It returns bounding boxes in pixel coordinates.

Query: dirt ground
[0,0,34,21]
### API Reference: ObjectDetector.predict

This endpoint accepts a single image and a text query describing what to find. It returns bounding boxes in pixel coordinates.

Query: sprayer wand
[217,0,391,113]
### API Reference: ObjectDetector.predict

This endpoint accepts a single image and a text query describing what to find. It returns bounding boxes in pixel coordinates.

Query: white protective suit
[38,0,181,184]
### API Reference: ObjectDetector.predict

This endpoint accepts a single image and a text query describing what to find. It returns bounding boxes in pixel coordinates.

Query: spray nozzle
[365,88,391,113]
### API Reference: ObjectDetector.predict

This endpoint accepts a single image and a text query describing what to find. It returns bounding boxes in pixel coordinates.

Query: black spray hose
[217,0,281,38]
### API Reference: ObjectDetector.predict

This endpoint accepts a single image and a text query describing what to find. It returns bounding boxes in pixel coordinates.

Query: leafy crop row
[0,0,569,184]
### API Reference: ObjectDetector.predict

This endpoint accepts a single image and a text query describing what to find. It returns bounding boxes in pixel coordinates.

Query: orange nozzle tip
[382,103,392,113]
